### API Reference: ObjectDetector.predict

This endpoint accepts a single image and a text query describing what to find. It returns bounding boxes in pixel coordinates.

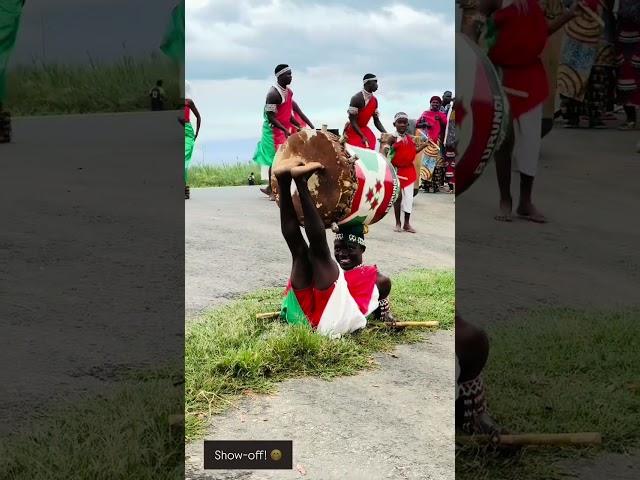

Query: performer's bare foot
[494,199,513,222]
[516,203,547,223]
[394,223,402,233]
[403,225,416,233]
[272,157,307,178]
[260,186,271,197]
[291,161,324,179]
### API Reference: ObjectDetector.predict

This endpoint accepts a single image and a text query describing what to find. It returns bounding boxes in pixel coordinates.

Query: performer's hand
[362,137,370,148]
[284,130,292,138]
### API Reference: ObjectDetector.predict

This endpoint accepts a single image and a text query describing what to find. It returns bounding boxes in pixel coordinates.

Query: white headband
[394,113,408,121]
[363,76,377,85]
[276,67,291,78]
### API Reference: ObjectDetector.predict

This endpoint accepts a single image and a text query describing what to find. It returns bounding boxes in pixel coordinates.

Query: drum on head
[455,33,511,196]
[271,129,400,229]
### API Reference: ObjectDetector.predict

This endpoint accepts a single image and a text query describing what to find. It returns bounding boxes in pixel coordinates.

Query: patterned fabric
[457,374,488,434]
[558,0,616,103]
[616,17,640,106]
[564,65,615,120]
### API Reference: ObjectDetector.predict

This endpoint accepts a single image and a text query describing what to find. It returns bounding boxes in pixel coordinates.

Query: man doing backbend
[274,160,394,338]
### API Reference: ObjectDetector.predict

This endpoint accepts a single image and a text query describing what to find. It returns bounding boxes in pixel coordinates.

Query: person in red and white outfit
[382,112,429,233]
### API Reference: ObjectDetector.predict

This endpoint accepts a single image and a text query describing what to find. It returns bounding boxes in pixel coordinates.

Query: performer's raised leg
[291,162,339,291]
[274,169,313,290]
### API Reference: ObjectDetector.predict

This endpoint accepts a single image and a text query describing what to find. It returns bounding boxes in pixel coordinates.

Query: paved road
[185,186,455,318]
[1,112,185,435]
[185,186,456,479]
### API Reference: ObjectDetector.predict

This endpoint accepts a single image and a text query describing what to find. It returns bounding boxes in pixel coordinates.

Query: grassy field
[0,364,183,480]
[5,54,180,116]
[456,308,640,480]
[188,162,264,188]
[185,268,455,441]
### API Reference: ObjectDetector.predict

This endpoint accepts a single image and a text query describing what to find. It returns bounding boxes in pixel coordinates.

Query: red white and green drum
[455,33,511,196]
[271,129,399,229]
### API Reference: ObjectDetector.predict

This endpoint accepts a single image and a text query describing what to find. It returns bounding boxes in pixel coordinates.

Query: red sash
[390,136,417,189]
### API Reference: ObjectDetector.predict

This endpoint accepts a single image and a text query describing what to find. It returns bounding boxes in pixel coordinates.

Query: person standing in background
[344,74,387,150]
[252,64,315,200]
[557,0,616,129]
[0,0,25,144]
[615,0,640,130]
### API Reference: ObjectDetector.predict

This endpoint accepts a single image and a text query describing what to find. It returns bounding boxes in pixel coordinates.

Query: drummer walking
[253,64,315,200]
[344,74,387,150]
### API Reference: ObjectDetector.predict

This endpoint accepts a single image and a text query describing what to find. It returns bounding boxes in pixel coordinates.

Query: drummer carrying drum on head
[272,158,395,338]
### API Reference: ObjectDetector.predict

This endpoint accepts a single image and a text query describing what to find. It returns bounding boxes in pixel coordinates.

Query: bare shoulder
[350,92,365,108]
[266,87,281,104]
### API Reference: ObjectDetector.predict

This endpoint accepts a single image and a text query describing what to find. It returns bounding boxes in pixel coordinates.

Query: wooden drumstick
[256,311,280,320]
[578,3,605,27]
[456,432,602,447]
[397,175,409,181]
[369,321,440,328]
[503,86,529,98]
[321,124,328,133]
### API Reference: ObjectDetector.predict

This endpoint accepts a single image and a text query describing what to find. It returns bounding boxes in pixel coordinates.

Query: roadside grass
[5,55,180,116]
[185,268,455,441]
[188,162,264,188]
[456,308,640,480]
[0,364,183,480]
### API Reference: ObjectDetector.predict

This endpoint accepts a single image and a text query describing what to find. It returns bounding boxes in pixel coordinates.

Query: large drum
[455,33,511,196]
[271,129,400,229]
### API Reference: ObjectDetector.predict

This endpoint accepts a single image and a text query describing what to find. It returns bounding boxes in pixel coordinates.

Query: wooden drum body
[271,129,399,229]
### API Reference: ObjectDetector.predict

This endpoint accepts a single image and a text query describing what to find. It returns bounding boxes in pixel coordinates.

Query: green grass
[5,54,181,116]
[188,162,264,188]
[185,268,455,441]
[456,308,640,480]
[0,365,183,480]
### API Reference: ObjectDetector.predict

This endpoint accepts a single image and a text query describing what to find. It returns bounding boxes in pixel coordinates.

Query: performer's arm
[187,99,201,138]
[265,90,291,137]
[373,106,387,134]
[347,94,368,146]
[547,2,578,35]
[416,142,429,153]
[292,101,314,129]
[375,273,394,323]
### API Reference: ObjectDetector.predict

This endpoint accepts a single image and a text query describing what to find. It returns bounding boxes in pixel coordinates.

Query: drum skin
[271,129,399,229]
[455,33,511,196]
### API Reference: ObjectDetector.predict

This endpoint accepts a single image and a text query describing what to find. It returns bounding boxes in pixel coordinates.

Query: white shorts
[512,104,543,177]
[261,165,270,181]
[401,184,414,214]
[315,266,379,339]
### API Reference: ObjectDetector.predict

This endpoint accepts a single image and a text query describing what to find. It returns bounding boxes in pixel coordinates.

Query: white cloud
[186,0,455,148]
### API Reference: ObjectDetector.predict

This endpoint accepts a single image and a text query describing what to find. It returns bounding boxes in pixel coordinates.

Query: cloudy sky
[186,0,456,165]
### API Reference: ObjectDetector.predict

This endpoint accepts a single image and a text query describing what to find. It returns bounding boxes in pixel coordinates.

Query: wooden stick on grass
[456,432,602,447]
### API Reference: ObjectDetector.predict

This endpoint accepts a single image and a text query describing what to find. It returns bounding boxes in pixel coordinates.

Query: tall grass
[188,162,265,188]
[5,54,180,116]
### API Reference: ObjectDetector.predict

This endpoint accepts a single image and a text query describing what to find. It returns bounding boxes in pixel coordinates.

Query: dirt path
[185,188,455,479]
[456,123,640,479]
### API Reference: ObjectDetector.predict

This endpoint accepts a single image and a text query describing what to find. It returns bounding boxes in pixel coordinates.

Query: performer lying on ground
[274,160,394,338]
[345,74,387,150]
[456,311,505,435]
[382,112,429,233]
[0,0,24,143]
[253,64,315,200]
[180,93,201,200]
